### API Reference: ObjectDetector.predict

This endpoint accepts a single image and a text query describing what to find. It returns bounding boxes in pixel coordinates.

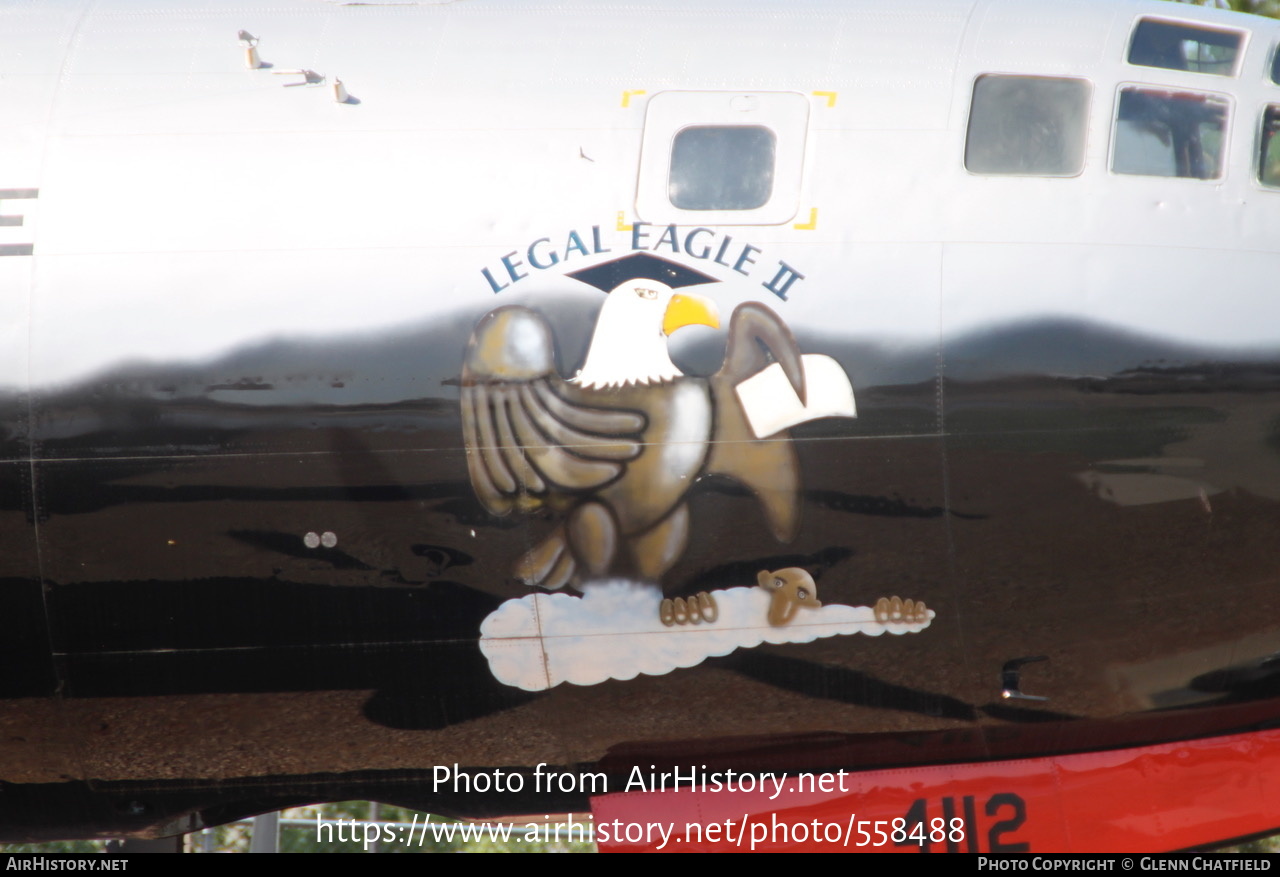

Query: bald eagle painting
[464,253,934,691]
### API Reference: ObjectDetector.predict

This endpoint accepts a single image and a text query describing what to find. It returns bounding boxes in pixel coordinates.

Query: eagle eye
[772,577,783,588]
[636,287,658,300]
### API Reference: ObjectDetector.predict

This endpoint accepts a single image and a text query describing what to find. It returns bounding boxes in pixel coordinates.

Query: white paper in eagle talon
[734,354,857,439]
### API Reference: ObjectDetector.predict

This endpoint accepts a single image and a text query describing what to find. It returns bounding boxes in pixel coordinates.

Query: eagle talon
[874,596,929,625]
[697,591,718,623]
[910,599,929,623]
[660,592,719,626]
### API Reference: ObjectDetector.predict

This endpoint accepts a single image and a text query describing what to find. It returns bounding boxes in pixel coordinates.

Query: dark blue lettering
[501,251,528,284]
[683,228,714,259]
[713,235,734,267]
[482,267,509,293]
[527,238,560,270]
[564,231,589,259]
[733,243,760,276]
[762,261,805,300]
[591,225,611,254]
[655,224,680,253]
[631,222,651,250]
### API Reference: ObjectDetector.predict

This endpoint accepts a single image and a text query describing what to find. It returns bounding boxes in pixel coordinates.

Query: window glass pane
[1261,106,1280,188]
[965,75,1091,176]
[1272,44,1280,84]
[1128,19,1241,76]
[1112,88,1228,179]
[668,126,776,210]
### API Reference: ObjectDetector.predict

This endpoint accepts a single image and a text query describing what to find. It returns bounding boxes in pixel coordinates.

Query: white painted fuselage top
[2,0,1279,392]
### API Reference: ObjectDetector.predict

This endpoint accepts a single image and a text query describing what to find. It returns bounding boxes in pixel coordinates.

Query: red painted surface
[592,729,1280,852]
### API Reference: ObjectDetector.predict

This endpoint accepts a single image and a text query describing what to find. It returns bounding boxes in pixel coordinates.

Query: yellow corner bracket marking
[621,89,647,108]
[794,208,818,230]
[812,90,837,107]
[616,211,633,232]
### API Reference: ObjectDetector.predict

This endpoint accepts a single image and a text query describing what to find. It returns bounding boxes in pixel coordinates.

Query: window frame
[635,91,809,226]
[963,73,1093,178]
[1258,103,1280,190]
[1126,17,1246,78]
[1109,84,1232,182]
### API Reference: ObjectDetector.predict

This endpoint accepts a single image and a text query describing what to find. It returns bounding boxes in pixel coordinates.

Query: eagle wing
[706,303,808,542]
[461,306,647,516]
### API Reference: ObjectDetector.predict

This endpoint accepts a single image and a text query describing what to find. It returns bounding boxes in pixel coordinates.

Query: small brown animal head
[756,567,821,627]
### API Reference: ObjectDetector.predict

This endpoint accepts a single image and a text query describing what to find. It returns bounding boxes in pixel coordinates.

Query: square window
[636,91,808,226]
[1112,88,1229,180]
[965,75,1091,176]
[668,126,776,210]
[1128,19,1242,76]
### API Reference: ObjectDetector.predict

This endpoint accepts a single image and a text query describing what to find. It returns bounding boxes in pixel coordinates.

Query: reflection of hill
[37,310,1280,404]
[943,318,1223,380]
[53,295,602,409]
[22,297,604,455]
[799,317,1280,388]
[17,312,1280,457]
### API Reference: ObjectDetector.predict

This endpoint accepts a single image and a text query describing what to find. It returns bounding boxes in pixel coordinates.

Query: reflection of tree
[1168,0,1280,18]
[0,803,597,853]
[1263,110,1280,186]
[1117,89,1227,179]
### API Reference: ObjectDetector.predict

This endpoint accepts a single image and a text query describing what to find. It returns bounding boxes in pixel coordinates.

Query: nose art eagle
[460,252,809,592]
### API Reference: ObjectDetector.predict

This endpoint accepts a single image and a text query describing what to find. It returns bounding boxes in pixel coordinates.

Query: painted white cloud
[479,580,934,692]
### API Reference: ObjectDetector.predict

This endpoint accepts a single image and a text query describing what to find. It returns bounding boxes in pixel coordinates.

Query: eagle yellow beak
[662,293,720,337]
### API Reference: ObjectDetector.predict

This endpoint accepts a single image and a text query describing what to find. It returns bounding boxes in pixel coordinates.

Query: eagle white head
[575,279,720,389]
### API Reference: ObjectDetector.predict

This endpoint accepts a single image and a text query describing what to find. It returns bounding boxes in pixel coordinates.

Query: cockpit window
[1128,19,1242,76]
[668,126,776,210]
[965,75,1091,176]
[1272,44,1280,84]
[1261,106,1280,188]
[1112,87,1228,180]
